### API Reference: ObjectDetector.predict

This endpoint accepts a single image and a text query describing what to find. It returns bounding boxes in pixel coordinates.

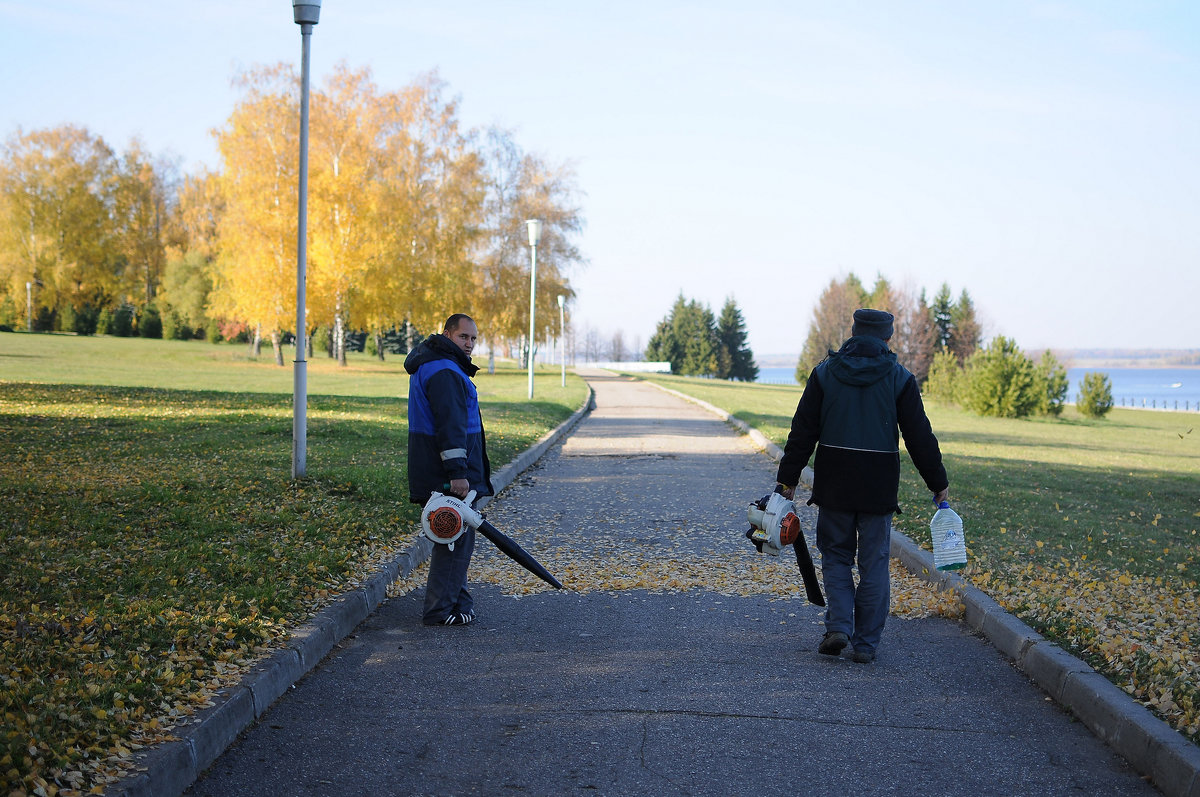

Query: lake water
[755,365,1200,412]
[1066,368,1200,411]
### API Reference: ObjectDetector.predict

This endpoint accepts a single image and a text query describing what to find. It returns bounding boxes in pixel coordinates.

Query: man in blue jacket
[405,313,494,626]
[776,309,949,663]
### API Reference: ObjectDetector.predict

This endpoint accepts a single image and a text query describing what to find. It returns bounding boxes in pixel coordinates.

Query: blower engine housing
[746,492,801,556]
[421,490,483,550]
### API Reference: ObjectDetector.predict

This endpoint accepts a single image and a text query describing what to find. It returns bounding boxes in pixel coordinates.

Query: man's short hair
[443,313,474,334]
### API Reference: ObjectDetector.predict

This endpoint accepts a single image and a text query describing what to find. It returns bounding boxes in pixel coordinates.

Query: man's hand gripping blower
[421,490,563,589]
[746,492,824,606]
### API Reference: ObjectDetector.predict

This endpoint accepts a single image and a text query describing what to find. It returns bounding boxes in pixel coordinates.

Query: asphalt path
[187,370,1154,797]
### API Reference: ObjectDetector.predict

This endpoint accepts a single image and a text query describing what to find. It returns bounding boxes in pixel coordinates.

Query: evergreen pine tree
[930,283,954,352]
[1035,350,1070,416]
[949,289,982,363]
[677,300,719,376]
[645,294,722,376]
[716,297,758,382]
[1077,372,1114,418]
[963,336,1040,418]
[644,295,686,371]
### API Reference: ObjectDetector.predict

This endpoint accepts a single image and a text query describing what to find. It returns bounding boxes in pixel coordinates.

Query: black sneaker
[442,611,476,626]
[818,631,849,656]
[851,648,875,664]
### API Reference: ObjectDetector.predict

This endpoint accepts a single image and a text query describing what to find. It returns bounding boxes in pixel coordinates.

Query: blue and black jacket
[776,336,947,515]
[404,334,493,505]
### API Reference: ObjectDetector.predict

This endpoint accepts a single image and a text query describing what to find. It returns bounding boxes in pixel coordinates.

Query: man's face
[445,319,478,357]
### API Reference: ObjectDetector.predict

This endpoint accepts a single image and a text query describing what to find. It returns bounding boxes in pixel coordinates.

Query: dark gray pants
[422,526,475,624]
[815,508,892,655]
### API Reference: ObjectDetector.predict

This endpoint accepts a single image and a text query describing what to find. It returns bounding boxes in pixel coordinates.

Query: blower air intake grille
[428,507,463,540]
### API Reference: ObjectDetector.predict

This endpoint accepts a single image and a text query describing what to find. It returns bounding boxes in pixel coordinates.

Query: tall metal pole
[292,0,320,478]
[26,282,32,332]
[557,294,565,387]
[526,219,542,400]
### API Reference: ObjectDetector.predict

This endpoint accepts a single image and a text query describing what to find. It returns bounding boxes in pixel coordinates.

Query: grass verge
[634,371,1199,746]
[0,332,588,795]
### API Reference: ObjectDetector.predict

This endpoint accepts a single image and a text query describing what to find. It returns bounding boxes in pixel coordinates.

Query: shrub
[963,336,1040,418]
[138,305,163,339]
[56,304,76,333]
[1077,372,1114,419]
[74,305,100,335]
[112,305,135,337]
[922,350,962,404]
[217,319,249,343]
[1036,350,1070,417]
[205,318,222,344]
[313,325,332,357]
[161,310,193,341]
[0,296,19,328]
[96,306,114,335]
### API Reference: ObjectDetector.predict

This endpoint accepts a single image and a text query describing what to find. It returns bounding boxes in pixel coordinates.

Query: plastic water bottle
[930,501,967,571]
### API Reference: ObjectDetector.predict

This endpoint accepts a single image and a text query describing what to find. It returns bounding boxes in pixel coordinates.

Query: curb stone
[108,386,596,797]
[643,374,1200,797]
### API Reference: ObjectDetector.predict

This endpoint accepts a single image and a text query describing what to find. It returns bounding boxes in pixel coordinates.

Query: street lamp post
[525,219,542,400]
[557,294,565,387]
[292,0,320,479]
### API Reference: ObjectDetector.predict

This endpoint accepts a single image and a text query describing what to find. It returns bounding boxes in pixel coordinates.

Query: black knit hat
[852,309,894,340]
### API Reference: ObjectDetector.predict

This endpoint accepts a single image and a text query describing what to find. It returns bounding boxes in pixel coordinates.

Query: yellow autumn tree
[369,72,486,346]
[211,65,299,364]
[0,125,118,330]
[207,64,581,365]
[475,126,585,360]
[111,141,180,307]
[173,167,224,262]
[307,63,388,365]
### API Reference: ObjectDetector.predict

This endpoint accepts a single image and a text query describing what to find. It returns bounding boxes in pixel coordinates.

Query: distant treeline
[1053,350,1200,368]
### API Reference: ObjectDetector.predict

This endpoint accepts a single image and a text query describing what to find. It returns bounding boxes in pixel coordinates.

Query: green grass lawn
[636,371,1199,745]
[0,331,588,795]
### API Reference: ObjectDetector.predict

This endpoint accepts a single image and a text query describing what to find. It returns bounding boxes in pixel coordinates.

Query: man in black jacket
[405,314,494,626]
[776,309,949,663]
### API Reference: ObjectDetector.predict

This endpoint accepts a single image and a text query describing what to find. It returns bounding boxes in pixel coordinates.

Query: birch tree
[211,65,298,365]
[308,64,385,364]
[473,126,586,357]
[0,125,118,330]
[112,141,179,306]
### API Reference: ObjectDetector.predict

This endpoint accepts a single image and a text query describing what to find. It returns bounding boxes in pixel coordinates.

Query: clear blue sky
[3,1,1197,357]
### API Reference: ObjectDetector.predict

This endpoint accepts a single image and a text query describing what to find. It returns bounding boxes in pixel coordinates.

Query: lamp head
[557,295,565,308]
[293,0,321,25]
[526,219,542,246]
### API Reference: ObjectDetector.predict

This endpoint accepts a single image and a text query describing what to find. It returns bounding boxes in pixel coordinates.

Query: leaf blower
[745,492,825,606]
[422,490,563,589]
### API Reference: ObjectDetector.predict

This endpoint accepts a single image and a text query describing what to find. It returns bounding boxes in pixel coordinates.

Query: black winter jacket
[776,336,947,514]
[404,334,493,505]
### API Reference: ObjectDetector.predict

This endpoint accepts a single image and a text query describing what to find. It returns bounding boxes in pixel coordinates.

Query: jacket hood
[404,333,479,377]
[825,335,897,387]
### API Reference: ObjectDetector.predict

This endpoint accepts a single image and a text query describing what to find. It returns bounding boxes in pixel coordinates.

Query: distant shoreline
[756,349,1200,369]
[1057,357,1200,369]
